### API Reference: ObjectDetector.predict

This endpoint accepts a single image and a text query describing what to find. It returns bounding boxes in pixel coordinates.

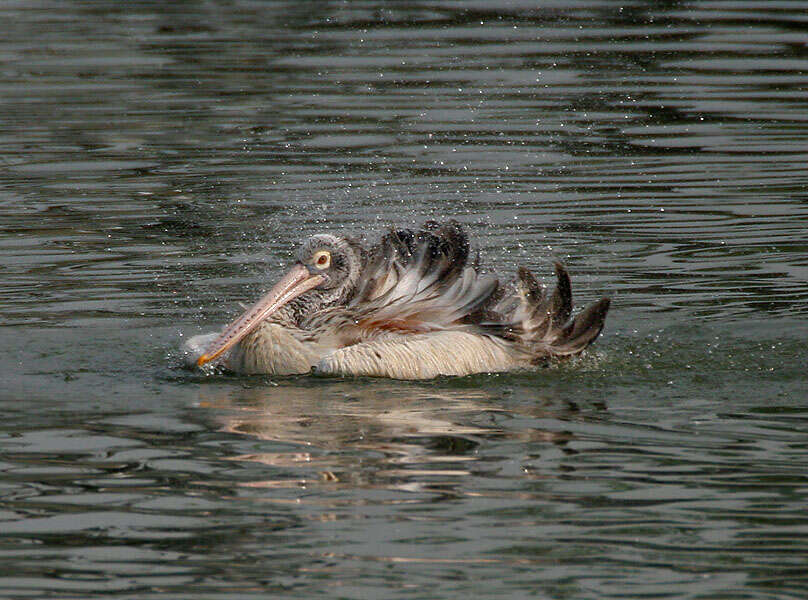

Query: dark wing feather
[484,263,610,362]
[339,221,608,363]
[349,221,498,333]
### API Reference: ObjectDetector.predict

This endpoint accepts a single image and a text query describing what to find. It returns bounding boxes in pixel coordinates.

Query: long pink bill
[196,264,324,367]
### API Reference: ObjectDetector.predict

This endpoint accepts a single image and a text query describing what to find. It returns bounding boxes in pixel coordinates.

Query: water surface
[1,1,807,598]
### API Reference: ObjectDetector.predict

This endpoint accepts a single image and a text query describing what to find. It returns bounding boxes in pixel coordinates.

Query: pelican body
[184,222,610,380]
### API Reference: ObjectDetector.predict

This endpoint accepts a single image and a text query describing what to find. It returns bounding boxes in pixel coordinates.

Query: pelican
[183,221,610,380]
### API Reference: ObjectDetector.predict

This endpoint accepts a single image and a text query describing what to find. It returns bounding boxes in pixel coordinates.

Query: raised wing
[347,221,500,334]
[489,262,611,361]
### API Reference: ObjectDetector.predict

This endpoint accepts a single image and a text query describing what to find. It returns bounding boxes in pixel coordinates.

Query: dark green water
[2,1,807,598]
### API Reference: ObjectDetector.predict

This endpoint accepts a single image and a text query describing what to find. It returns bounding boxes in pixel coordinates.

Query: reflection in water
[197,380,575,496]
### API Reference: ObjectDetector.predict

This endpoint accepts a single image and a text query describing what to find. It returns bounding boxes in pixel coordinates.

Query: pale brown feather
[315,331,518,379]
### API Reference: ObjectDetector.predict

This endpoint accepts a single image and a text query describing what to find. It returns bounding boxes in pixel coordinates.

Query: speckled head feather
[284,233,364,318]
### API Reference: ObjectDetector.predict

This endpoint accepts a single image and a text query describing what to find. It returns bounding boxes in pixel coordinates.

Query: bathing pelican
[184,221,610,380]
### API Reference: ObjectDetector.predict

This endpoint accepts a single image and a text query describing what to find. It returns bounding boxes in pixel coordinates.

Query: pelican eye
[312,250,331,270]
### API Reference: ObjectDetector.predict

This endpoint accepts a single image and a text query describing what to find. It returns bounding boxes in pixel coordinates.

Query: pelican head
[295,234,363,305]
[196,233,362,367]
